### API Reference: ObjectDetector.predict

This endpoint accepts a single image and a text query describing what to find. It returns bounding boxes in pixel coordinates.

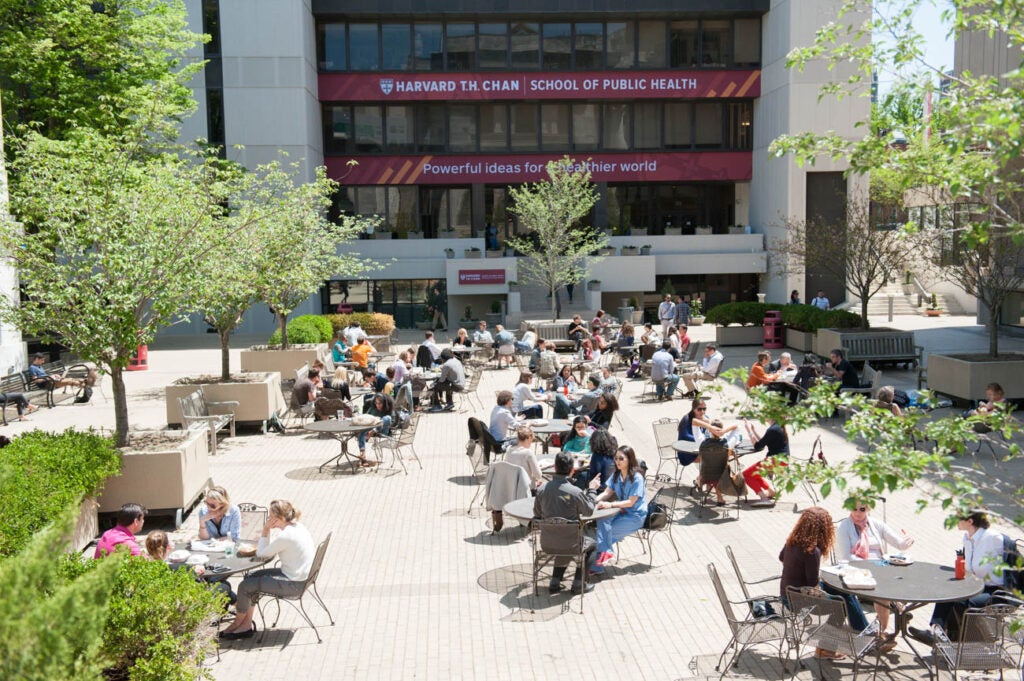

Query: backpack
[626,360,641,379]
[892,388,911,409]
[1002,534,1023,591]
[267,413,286,434]
[74,386,93,404]
[644,500,668,530]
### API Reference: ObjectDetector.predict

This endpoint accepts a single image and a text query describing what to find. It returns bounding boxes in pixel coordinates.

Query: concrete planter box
[664,227,682,236]
[372,232,393,240]
[689,315,705,327]
[927,353,1024,402]
[715,325,765,346]
[74,497,100,552]
[587,281,600,291]
[464,249,482,258]
[166,372,286,428]
[621,247,638,256]
[98,429,211,527]
[407,231,424,239]
[786,328,816,353]
[240,345,324,375]
[485,249,503,258]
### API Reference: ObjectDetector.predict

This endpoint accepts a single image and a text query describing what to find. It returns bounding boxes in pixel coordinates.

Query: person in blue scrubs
[591,445,648,572]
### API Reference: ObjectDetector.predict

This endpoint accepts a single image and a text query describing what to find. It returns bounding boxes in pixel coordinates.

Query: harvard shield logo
[380,78,394,95]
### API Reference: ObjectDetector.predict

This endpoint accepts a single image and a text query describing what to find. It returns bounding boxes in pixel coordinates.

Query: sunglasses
[614,456,627,461]
[695,407,706,412]
[856,506,869,512]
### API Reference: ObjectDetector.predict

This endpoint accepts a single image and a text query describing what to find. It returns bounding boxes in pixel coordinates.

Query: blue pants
[821,582,870,631]
[358,415,391,452]
[576,452,615,492]
[655,375,680,398]
[596,512,645,554]
[931,585,999,628]
[518,404,543,419]
[553,394,573,419]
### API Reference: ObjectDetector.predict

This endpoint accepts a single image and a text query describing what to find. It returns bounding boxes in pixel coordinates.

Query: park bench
[842,332,922,369]
[177,388,237,455]
[20,360,94,408]
[1,373,32,425]
[533,322,577,351]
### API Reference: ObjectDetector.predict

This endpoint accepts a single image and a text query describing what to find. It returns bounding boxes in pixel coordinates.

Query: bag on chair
[74,387,93,404]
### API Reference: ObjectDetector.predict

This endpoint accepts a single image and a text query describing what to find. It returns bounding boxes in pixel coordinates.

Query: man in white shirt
[489,390,521,446]
[811,290,831,310]
[343,321,368,348]
[650,341,680,401]
[422,330,442,361]
[658,294,676,336]
[473,320,493,344]
[682,343,724,395]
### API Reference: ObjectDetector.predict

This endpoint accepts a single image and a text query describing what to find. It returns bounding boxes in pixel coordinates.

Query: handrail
[909,275,929,307]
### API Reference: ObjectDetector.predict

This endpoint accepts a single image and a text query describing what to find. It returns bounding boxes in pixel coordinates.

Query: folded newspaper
[841,568,877,590]
[190,538,233,553]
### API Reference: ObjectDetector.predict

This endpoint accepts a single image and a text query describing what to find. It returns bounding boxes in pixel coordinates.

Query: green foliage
[0,504,120,681]
[296,314,334,342]
[267,317,322,345]
[0,430,120,557]
[100,557,224,681]
[705,302,865,331]
[690,298,703,316]
[490,300,502,314]
[705,301,778,326]
[324,312,396,336]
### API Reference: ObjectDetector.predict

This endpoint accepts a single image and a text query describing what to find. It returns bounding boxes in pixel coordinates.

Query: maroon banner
[326,151,751,185]
[319,69,760,102]
[458,269,506,285]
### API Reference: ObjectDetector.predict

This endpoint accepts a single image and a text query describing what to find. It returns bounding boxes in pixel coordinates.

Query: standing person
[219,500,316,640]
[811,290,831,310]
[534,451,596,595]
[657,294,675,336]
[566,282,575,303]
[485,221,499,251]
[651,341,681,401]
[511,371,545,419]
[673,295,690,329]
[428,349,465,412]
[198,487,242,541]
[94,503,146,558]
[431,286,447,331]
[591,446,648,573]
[789,290,801,305]
[741,418,790,506]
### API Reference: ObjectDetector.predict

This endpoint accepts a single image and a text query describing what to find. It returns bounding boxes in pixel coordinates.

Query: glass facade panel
[510,22,540,68]
[664,102,692,149]
[449,104,477,151]
[701,20,731,65]
[447,188,473,235]
[356,186,386,218]
[479,104,508,151]
[540,103,570,150]
[385,106,414,153]
[324,107,350,155]
[606,22,634,69]
[695,102,723,148]
[733,18,761,66]
[479,23,508,68]
[349,23,379,70]
[388,186,417,234]
[446,23,476,70]
[602,103,630,150]
[381,24,411,70]
[634,102,660,149]
[417,104,446,151]
[319,23,345,71]
[572,103,599,151]
[726,102,752,149]
[510,103,538,150]
[637,21,666,67]
[574,23,604,69]
[670,21,698,67]
[413,23,443,70]
[543,23,572,70]
[354,106,382,152]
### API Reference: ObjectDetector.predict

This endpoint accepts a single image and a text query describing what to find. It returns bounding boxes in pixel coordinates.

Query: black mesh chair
[532,517,592,614]
[255,533,334,644]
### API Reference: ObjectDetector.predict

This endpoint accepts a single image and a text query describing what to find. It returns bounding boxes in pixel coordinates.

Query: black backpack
[644,500,668,530]
[74,386,93,404]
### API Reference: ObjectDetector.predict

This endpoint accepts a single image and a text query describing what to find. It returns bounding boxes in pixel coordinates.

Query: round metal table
[173,542,271,579]
[502,497,619,524]
[525,418,573,454]
[305,418,380,472]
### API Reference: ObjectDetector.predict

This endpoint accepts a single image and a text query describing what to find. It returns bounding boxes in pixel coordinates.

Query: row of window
[324,101,752,155]
[334,183,736,238]
[316,18,762,72]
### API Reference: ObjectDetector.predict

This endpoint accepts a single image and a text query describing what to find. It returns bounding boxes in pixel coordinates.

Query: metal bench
[842,333,922,368]
[1,373,31,424]
[21,360,93,407]
[178,388,237,454]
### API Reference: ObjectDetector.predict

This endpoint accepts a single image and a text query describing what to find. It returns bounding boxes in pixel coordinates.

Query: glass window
[324,105,351,154]
[478,23,508,68]
[388,187,417,235]
[637,21,666,68]
[414,23,443,70]
[574,23,603,69]
[480,104,508,151]
[381,24,411,70]
[446,23,475,70]
[319,23,345,71]
[356,186,386,218]
[602,103,630,150]
[701,20,730,65]
[606,22,634,69]
[670,21,699,67]
[734,18,761,66]
[665,102,693,149]
[449,105,477,152]
[485,186,508,229]
[510,22,540,68]
[349,24,379,71]
[572,103,599,151]
[634,102,660,149]
[695,102,723,148]
[726,102,752,149]
[510,103,538,151]
[417,104,446,152]
[385,106,414,153]
[446,188,473,236]
[540,104,570,150]
[543,23,571,70]
[354,106,382,152]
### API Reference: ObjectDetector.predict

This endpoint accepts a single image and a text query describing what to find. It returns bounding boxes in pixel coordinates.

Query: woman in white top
[836,502,914,645]
[511,371,544,419]
[504,427,544,488]
[219,499,316,640]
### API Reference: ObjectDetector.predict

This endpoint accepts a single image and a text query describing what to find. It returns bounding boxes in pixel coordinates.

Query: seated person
[357,392,394,465]
[561,416,593,457]
[640,323,660,346]
[291,368,321,417]
[553,374,603,419]
[677,398,736,467]
[591,446,648,572]
[391,352,409,385]
[428,349,465,412]
[567,315,588,350]
[528,338,545,373]
[537,342,561,380]
[591,309,610,329]
[0,389,37,420]
[422,331,442,362]
[343,321,368,347]
[682,344,724,396]
[598,367,619,394]
[330,333,349,363]
[825,348,862,389]
[651,341,681,401]
[874,385,903,416]
[505,426,543,489]
[665,326,682,359]
[552,365,577,394]
[586,393,618,430]
[968,382,1007,432]
[575,429,617,492]
[350,337,375,369]
[28,352,88,390]
[747,351,780,390]
[534,451,597,595]
[677,325,692,353]
[453,328,473,347]
[95,503,146,558]
[314,361,351,399]
[145,530,235,606]
[590,326,608,354]
[768,351,799,381]
[741,418,790,505]
[488,390,521,445]
[516,326,537,354]
[511,371,545,420]
[472,320,493,344]
[198,486,242,541]
[616,322,636,359]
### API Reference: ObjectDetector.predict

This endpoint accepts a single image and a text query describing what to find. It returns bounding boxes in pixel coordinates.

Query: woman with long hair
[511,371,544,419]
[588,392,618,430]
[576,428,617,492]
[358,392,394,465]
[561,416,592,456]
[198,486,242,541]
[741,417,790,506]
[553,364,577,393]
[591,445,648,573]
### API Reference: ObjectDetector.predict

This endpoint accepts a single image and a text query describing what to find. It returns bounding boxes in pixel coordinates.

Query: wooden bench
[178,388,237,455]
[534,322,576,351]
[842,333,922,369]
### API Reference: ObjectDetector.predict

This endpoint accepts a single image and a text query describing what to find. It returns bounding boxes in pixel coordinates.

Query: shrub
[705,301,778,326]
[825,308,865,329]
[324,312,396,336]
[0,429,120,557]
[267,316,323,345]
[778,305,865,332]
[293,314,333,342]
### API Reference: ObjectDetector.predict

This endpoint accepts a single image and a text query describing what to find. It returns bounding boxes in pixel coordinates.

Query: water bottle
[564,384,569,397]
[954,551,966,580]
[537,386,544,395]
[224,543,233,557]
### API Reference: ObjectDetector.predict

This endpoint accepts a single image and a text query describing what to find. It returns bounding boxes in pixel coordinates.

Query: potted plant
[640,244,652,255]
[587,279,601,291]
[444,248,455,259]
[485,247,503,258]
[373,228,393,240]
[925,293,942,316]
[630,227,648,236]
[441,228,458,238]
[505,245,516,256]
[464,247,482,258]
[629,296,643,323]
[729,224,747,234]
[598,245,616,256]
[695,225,713,235]
[460,305,474,324]
[485,299,503,326]
[664,221,682,236]
[508,281,520,292]
[621,245,639,256]
[408,230,424,239]
[689,298,705,326]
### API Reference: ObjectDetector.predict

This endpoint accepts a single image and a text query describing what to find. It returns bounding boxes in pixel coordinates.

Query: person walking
[658,294,676,337]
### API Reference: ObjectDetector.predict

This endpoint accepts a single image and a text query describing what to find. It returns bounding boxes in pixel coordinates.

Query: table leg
[894,602,935,681]
[317,434,362,473]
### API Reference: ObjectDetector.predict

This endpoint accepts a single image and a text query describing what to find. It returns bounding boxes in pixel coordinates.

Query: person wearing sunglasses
[591,446,648,572]
[836,501,914,651]
[198,486,241,542]
[676,398,737,467]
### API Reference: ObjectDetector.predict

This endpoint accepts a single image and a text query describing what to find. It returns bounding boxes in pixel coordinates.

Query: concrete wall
[179,0,209,148]
[0,106,24,374]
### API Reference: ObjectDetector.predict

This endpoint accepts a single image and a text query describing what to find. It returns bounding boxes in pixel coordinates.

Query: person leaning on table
[198,486,241,542]
[219,500,315,640]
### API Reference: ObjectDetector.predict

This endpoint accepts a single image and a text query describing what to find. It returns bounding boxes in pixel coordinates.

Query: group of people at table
[94,491,317,641]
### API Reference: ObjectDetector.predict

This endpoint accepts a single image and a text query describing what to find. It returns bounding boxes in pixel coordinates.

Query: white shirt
[473,329,493,343]
[257,522,315,581]
[811,296,830,310]
[658,300,675,321]
[423,338,441,360]
[520,330,537,348]
[702,351,724,375]
[964,526,1005,587]
[391,358,407,384]
[505,446,543,487]
[489,405,519,441]
[344,326,367,347]
[511,383,538,413]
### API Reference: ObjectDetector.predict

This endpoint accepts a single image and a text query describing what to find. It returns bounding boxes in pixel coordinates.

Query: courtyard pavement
[8,312,1024,680]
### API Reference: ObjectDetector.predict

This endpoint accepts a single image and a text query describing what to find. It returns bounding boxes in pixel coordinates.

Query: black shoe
[219,623,255,640]
[570,580,595,594]
[428,405,444,413]
[908,626,935,646]
[548,579,563,593]
[443,403,455,412]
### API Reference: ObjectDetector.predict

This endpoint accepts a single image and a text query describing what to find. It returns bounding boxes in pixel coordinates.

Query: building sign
[458,269,506,285]
[319,69,760,102]
[326,151,751,185]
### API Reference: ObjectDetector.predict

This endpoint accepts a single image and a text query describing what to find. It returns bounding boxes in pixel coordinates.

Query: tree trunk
[277,311,289,349]
[549,284,558,322]
[219,329,231,381]
[988,304,999,357]
[111,365,129,448]
[860,294,870,329]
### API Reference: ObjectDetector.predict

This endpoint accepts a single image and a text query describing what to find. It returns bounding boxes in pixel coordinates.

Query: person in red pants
[742,417,790,506]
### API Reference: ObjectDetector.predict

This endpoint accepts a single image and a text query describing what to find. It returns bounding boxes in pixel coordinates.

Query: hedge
[267,314,333,345]
[324,312,396,336]
[704,302,865,332]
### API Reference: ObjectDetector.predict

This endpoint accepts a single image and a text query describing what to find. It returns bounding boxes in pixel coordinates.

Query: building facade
[166,0,866,337]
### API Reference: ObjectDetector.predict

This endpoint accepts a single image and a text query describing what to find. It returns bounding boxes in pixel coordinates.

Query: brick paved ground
[10,313,1024,681]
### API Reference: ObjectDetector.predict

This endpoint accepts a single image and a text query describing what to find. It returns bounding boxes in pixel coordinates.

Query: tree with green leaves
[508,157,604,322]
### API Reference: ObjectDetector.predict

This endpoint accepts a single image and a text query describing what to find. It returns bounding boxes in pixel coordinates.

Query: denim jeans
[358,415,391,452]
[821,581,870,631]
[655,374,680,398]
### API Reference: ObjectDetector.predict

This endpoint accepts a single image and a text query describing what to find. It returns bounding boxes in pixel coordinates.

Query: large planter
[166,372,286,428]
[631,310,644,323]
[74,496,100,552]
[485,249,503,258]
[715,325,765,346]
[408,231,424,239]
[485,312,503,326]
[464,249,482,259]
[664,227,682,236]
[98,429,211,527]
[621,246,638,256]
[927,353,1024,402]
[689,315,705,327]
[372,231,393,240]
[240,344,325,375]
[785,328,816,353]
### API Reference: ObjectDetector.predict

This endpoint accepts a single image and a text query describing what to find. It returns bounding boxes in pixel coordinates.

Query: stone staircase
[518,280,590,315]
[849,282,966,317]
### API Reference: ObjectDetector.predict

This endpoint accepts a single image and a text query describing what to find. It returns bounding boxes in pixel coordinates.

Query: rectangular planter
[464,250,482,258]
[715,325,765,346]
[166,372,286,427]
[664,227,682,236]
[485,250,503,258]
[74,497,99,552]
[98,429,211,526]
[240,345,325,375]
[927,353,1024,402]
[785,328,816,353]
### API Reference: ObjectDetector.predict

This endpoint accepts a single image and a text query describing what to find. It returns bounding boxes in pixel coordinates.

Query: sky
[875,0,955,92]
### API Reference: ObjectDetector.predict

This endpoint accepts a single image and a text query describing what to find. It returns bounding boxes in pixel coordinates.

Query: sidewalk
[7,314,1022,680]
